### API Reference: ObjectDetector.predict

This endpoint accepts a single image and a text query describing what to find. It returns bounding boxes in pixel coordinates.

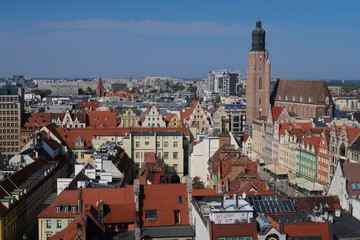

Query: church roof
[273,80,333,105]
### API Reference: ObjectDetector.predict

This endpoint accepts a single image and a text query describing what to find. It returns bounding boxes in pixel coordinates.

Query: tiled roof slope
[343,162,360,196]
[140,183,189,227]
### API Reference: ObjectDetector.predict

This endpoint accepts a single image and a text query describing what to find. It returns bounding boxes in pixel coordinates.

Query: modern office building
[209,70,240,97]
[0,87,24,162]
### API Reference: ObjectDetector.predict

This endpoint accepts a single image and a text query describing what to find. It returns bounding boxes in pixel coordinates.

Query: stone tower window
[259,77,262,90]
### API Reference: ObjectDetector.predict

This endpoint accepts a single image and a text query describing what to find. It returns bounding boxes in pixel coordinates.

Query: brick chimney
[219,131,230,148]
[98,200,104,224]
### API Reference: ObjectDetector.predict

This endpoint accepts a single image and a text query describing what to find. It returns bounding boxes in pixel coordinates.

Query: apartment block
[0,87,24,161]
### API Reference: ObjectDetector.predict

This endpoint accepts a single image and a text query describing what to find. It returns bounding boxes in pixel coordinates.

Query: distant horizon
[2,76,360,82]
[1,1,360,79]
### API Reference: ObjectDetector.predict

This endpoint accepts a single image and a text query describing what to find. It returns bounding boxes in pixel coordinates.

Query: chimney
[235,193,239,209]
[219,131,230,148]
[78,187,83,212]
[186,176,193,225]
[98,200,104,224]
[133,179,141,240]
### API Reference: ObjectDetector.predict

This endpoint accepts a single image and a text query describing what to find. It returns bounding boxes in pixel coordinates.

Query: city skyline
[1,1,360,79]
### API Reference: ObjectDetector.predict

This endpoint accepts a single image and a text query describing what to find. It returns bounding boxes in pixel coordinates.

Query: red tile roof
[303,136,322,153]
[272,107,283,122]
[87,110,117,128]
[38,186,135,223]
[140,183,189,227]
[243,134,249,142]
[292,195,341,212]
[210,222,258,240]
[192,189,219,197]
[21,113,52,131]
[73,102,100,110]
[346,127,360,144]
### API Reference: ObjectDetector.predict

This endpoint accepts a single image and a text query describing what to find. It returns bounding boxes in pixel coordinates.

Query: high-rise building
[209,70,240,97]
[0,87,24,162]
[245,20,271,125]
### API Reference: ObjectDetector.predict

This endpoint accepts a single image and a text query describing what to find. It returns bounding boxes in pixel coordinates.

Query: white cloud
[38,19,251,35]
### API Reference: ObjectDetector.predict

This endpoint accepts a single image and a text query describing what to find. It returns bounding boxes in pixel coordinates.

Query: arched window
[340,143,346,157]
[259,77,263,90]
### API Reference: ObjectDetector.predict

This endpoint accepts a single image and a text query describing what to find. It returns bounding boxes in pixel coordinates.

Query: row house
[140,105,166,127]
[164,112,181,128]
[329,124,360,181]
[181,101,210,135]
[252,117,266,164]
[297,136,322,183]
[117,107,141,128]
[51,109,87,128]
[263,106,292,165]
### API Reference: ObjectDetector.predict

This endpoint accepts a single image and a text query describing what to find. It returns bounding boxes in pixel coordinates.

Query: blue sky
[1,1,360,79]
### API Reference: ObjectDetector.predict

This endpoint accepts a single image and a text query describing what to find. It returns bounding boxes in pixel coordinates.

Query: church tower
[96,77,105,98]
[245,20,271,125]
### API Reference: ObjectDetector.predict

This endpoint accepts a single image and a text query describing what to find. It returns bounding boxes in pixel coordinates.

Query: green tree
[32,89,52,98]
[213,95,221,104]
[192,176,206,189]
[238,88,246,96]
[187,85,197,93]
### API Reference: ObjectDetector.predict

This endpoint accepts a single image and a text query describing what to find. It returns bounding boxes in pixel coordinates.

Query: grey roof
[312,118,329,128]
[332,211,360,239]
[348,136,360,152]
[0,87,19,95]
[141,225,195,238]
[156,131,183,136]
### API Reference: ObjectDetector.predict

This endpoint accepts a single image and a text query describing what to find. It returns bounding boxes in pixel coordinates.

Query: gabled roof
[303,136,322,153]
[272,107,283,122]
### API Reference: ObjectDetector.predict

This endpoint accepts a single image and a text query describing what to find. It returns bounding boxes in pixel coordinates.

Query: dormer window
[55,204,61,213]
[64,204,69,213]
[278,95,282,100]
[292,96,296,101]
[325,96,329,104]
[71,205,77,213]
[285,95,289,101]
[300,96,303,102]
[309,97,312,103]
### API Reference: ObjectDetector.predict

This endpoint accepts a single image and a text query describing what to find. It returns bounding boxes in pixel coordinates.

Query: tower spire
[252,19,266,51]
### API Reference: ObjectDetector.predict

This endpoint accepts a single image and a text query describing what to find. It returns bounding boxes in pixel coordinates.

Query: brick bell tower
[246,20,271,125]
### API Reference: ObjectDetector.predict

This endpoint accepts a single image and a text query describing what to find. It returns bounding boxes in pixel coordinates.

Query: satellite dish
[242,192,246,199]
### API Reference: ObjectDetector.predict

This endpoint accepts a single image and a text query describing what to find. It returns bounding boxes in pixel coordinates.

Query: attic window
[55,205,61,213]
[309,97,312,103]
[285,95,289,101]
[278,95,281,100]
[351,182,356,190]
[300,96,303,102]
[292,96,295,101]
